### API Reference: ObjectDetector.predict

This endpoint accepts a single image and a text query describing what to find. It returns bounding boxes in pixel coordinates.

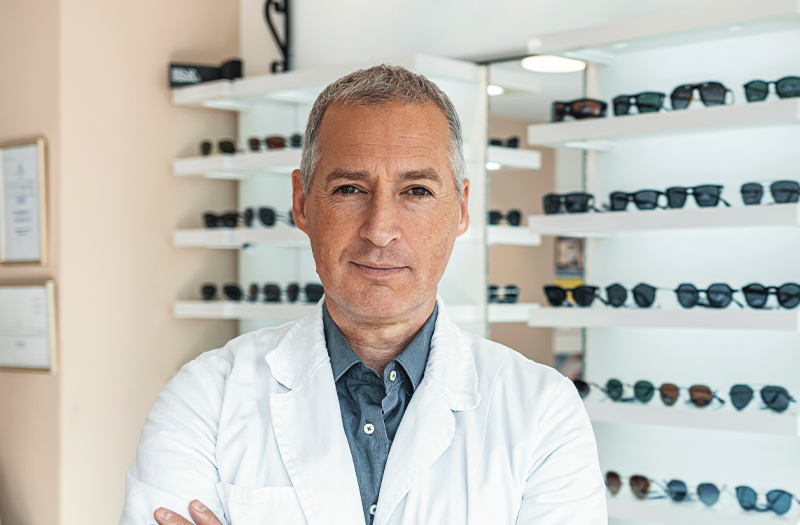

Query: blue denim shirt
[322,303,437,524]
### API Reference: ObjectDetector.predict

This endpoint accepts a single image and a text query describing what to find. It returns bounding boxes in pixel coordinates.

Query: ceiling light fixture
[485,162,502,171]
[520,55,586,73]
[487,84,505,96]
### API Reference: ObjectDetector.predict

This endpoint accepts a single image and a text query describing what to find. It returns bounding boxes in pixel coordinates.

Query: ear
[291,169,310,236]
[456,178,470,237]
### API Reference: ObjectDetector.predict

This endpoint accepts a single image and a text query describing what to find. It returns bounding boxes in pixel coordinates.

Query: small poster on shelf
[0,137,48,265]
[0,281,57,373]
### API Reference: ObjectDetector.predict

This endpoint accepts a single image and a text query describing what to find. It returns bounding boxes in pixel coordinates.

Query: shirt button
[370,504,377,515]
[364,423,375,435]
[389,370,397,381]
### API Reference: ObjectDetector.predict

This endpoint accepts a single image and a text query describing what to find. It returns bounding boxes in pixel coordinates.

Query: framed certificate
[0,281,58,373]
[0,137,48,265]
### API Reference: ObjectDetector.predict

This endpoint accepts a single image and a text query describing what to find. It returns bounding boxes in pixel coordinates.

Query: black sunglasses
[201,282,244,301]
[612,92,666,115]
[551,99,607,122]
[670,81,732,110]
[742,283,800,309]
[242,207,295,228]
[675,283,741,309]
[543,192,596,214]
[730,384,796,412]
[736,486,800,515]
[488,209,522,226]
[665,185,729,208]
[546,283,657,308]
[261,282,324,303]
[744,76,800,102]
[200,139,237,156]
[488,284,520,304]
[741,180,800,205]
[488,136,519,148]
[203,211,241,228]
[608,190,665,211]
[247,134,303,152]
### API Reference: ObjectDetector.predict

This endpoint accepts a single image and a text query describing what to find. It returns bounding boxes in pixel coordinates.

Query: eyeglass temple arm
[720,196,731,207]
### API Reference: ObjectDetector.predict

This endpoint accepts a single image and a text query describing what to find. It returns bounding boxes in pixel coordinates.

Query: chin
[331,286,428,321]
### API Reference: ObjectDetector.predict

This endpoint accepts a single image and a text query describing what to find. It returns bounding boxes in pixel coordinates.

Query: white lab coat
[119,298,607,525]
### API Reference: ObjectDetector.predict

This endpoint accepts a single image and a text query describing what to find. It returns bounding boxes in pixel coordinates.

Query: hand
[153,500,223,525]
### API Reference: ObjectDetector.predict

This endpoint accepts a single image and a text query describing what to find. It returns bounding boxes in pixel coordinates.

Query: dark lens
[265,136,286,149]
[488,285,500,302]
[219,140,236,154]
[488,210,502,225]
[573,379,590,398]
[697,483,720,506]
[699,82,727,106]
[741,183,764,205]
[544,286,567,307]
[503,284,520,304]
[660,383,680,405]
[223,283,243,301]
[606,379,624,401]
[632,190,661,210]
[767,490,793,515]
[692,185,722,207]
[770,180,800,203]
[551,102,566,122]
[564,193,592,213]
[609,192,630,211]
[605,471,622,495]
[287,283,299,302]
[635,92,665,113]
[258,207,276,226]
[613,96,632,116]
[670,85,694,110]
[736,486,758,510]
[305,284,324,302]
[633,380,655,403]
[605,284,628,307]
[248,137,261,151]
[632,283,656,308]
[247,283,259,301]
[201,283,217,301]
[775,76,800,98]
[676,284,698,308]
[706,283,734,308]
[761,386,792,412]
[221,213,239,228]
[629,475,650,499]
[201,140,212,156]
[667,480,688,502]
[489,138,503,146]
[742,283,768,308]
[290,133,304,148]
[777,283,800,309]
[572,286,598,307]
[203,213,218,228]
[744,80,769,102]
[665,187,688,208]
[730,384,754,410]
[505,137,519,148]
[543,194,562,214]
[689,385,714,407]
[570,99,607,119]
[243,208,254,227]
[506,209,522,226]
[264,283,281,302]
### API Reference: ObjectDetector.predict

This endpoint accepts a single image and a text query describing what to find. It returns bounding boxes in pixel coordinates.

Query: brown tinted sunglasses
[551,98,608,122]
[605,472,653,499]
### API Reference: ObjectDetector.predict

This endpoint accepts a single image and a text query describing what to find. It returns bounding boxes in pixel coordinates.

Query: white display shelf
[527,204,800,237]
[486,225,541,246]
[585,402,800,437]
[527,99,800,150]
[486,146,541,171]
[488,303,538,323]
[173,149,302,179]
[526,306,800,331]
[172,54,481,110]
[527,0,800,65]
[607,497,800,525]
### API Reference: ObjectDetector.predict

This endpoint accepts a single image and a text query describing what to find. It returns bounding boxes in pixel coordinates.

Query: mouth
[352,262,408,278]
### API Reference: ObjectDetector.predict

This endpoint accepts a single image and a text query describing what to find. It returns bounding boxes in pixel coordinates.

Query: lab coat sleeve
[515,376,608,524]
[119,354,230,525]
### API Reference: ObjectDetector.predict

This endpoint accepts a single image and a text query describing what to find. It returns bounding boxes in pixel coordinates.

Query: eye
[408,186,432,197]
[335,185,360,195]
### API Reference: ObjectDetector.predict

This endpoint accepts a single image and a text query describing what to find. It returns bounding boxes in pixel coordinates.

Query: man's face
[292,101,469,322]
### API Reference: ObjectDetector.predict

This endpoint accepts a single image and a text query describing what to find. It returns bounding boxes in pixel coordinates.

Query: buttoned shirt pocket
[216,482,307,525]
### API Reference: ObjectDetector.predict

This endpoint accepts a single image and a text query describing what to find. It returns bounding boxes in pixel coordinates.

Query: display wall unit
[527,3,800,523]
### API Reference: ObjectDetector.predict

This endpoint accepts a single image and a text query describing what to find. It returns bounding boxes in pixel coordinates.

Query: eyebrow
[324,168,443,188]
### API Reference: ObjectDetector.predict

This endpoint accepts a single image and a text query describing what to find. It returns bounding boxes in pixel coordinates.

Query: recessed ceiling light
[520,55,586,73]
[485,162,502,171]
[487,85,505,96]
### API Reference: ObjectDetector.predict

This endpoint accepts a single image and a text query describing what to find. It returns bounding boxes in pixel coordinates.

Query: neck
[326,295,437,376]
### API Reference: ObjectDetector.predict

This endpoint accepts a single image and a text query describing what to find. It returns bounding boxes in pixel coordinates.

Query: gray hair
[299,64,466,198]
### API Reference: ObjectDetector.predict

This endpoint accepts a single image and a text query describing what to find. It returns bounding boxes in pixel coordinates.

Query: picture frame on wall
[0,137,48,265]
[0,280,58,374]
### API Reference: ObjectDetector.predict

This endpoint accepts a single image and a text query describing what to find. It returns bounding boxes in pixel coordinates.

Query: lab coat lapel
[374,299,481,525]
[265,303,364,525]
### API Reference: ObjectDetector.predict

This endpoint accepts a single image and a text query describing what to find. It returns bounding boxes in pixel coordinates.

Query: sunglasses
[744,76,800,102]
[203,211,241,228]
[675,283,741,309]
[261,282,324,303]
[608,190,665,211]
[665,185,729,208]
[247,133,303,152]
[612,92,666,115]
[741,283,800,309]
[545,283,657,308]
[730,384,796,413]
[736,486,800,515]
[242,207,295,228]
[606,472,722,506]
[604,472,657,500]
[543,192,596,214]
[488,284,520,304]
[670,81,731,110]
[488,209,522,226]
[551,99,608,122]
[741,180,800,205]
[650,382,725,407]
[201,282,245,301]
[488,136,519,148]
[200,139,237,156]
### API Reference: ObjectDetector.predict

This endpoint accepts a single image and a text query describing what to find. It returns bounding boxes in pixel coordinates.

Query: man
[120,64,606,525]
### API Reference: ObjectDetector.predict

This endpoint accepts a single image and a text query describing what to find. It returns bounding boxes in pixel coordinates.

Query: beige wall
[488,116,555,366]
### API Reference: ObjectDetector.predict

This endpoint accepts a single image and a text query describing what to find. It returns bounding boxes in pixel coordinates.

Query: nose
[360,190,401,248]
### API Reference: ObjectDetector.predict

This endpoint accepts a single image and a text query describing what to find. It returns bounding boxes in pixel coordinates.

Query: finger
[154,507,193,525]
[188,500,224,525]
